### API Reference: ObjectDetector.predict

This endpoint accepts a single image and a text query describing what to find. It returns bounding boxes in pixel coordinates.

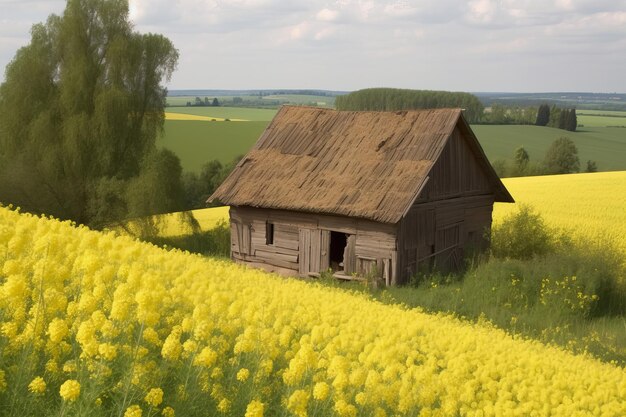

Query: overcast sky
[1,0,625,92]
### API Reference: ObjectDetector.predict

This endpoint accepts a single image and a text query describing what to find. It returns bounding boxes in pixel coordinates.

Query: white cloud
[314,27,336,40]
[316,8,339,21]
[288,21,309,40]
[1,0,625,92]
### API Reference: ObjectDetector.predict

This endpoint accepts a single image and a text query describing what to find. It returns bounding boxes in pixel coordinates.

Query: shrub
[543,137,580,174]
[490,205,555,260]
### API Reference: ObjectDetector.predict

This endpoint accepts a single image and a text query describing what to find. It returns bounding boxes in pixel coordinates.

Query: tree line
[482,104,537,125]
[482,103,577,132]
[335,88,485,123]
[186,97,220,107]
[535,104,577,131]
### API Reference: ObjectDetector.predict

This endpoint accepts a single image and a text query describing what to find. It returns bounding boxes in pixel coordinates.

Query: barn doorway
[329,231,347,272]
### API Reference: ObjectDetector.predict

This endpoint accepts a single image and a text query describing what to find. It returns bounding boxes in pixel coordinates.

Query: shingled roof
[210,106,513,224]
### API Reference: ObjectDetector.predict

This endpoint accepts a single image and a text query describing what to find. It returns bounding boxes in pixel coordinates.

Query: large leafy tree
[543,137,580,174]
[0,0,181,228]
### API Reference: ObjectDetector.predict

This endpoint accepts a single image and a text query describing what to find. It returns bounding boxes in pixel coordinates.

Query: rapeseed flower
[313,382,329,400]
[124,405,143,417]
[245,400,265,417]
[145,387,164,407]
[59,379,80,402]
[237,368,250,382]
[287,389,309,417]
[28,376,46,394]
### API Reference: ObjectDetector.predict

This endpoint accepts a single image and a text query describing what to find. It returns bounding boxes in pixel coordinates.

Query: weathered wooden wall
[396,127,497,283]
[416,128,492,202]
[396,195,494,283]
[229,206,398,284]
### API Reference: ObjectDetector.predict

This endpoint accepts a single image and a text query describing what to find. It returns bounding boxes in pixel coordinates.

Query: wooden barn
[209,106,514,285]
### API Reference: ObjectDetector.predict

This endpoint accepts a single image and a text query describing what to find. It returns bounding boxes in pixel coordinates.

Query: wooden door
[299,229,325,276]
[232,221,252,257]
[435,223,462,272]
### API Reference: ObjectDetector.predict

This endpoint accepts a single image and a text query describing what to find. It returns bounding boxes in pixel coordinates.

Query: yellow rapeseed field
[496,171,626,254]
[164,112,247,122]
[1,205,625,416]
[119,206,229,238]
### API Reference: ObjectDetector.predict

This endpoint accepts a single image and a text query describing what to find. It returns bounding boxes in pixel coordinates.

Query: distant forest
[335,88,484,123]
[474,92,626,111]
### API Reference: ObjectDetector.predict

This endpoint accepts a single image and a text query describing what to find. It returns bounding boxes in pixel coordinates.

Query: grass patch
[158,120,269,171]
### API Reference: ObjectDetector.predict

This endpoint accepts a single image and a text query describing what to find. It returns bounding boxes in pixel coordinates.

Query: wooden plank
[242,223,252,255]
[309,230,321,273]
[344,234,356,275]
[391,250,397,285]
[318,217,357,234]
[355,246,394,259]
[382,259,390,286]
[255,249,299,264]
[274,237,299,251]
[232,221,241,254]
[299,229,311,276]
[355,231,396,248]
[252,244,299,257]
[320,229,330,271]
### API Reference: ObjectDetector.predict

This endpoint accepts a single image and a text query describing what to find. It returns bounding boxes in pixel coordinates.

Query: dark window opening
[329,231,347,272]
[266,222,274,245]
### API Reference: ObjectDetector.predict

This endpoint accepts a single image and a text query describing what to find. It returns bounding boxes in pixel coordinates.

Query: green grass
[576,111,626,128]
[157,120,269,171]
[472,125,626,171]
[165,106,277,121]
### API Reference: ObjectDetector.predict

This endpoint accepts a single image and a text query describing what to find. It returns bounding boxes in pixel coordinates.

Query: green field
[157,120,269,171]
[159,107,626,175]
[472,125,626,171]
[576,110,626,128]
